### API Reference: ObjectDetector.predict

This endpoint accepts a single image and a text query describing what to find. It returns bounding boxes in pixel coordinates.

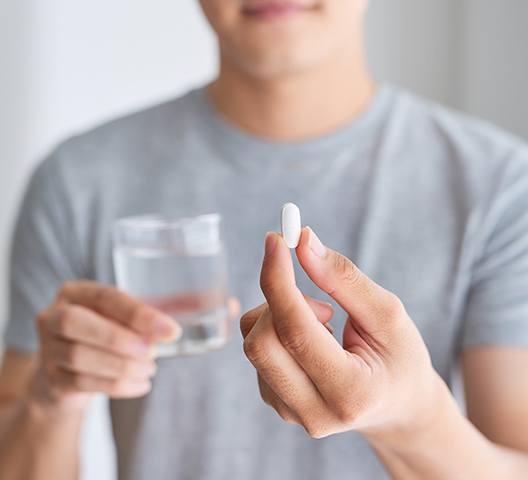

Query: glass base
[155,306,230,357]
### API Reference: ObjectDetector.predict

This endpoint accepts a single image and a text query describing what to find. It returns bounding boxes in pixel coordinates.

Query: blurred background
[1,1,527,478]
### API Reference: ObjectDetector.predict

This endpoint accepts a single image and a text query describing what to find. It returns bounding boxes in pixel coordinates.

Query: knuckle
[57,281,75,300]
[260,391,276,410]
[102,328,120,350]
[384,293,405,319]
[239,310,261,337]
[133,304,153,324]
[374,294,405,335]
[42,361,56,378]
[117,359,134,377]
[239,311,251,324]
[107,380,121,396]
[239,311,252,330]
[35,310,48,330]
[257,378,272,404]
[56,306,75,335]
[239,318,250,337]
[125,303,151,331]
[65,345,83,368]
[259,272,281,298]
[243,334,270,365]
[333,254,361,287]
[333,402,358,425]
[108,379,129,397]
[277,408,297,424]
[335,407,357,425]
[95,285,118,308]
[275,323,310,358]
[304,422,329,440]
[71,373,86,390]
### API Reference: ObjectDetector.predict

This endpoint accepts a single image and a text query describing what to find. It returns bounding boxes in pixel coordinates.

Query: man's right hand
[28,281,181,413]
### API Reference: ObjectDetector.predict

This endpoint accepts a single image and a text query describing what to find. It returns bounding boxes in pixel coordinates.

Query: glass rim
[114,213,222,231]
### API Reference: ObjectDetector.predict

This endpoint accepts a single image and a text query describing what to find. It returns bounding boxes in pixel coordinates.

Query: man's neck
[207,46,375,142]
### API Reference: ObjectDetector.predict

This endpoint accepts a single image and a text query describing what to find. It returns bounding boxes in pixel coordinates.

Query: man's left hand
[240,227,448,440]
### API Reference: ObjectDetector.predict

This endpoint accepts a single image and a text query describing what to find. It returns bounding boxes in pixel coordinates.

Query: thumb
[295,227,404,336]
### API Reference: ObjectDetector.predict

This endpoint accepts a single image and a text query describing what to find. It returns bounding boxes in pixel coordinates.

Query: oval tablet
[281,202,302,249]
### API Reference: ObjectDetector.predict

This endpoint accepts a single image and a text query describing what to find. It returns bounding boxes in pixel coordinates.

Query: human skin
[0,282,239,480]
[241,228,528,478]
[200,0,375,141]
[198,5,528,475]
[2,0,528,478]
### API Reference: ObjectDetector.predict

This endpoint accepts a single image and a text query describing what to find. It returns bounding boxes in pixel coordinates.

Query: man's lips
[242,1,314,21]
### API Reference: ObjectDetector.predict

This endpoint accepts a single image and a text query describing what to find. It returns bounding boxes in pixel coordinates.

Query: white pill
[281,202,302,249]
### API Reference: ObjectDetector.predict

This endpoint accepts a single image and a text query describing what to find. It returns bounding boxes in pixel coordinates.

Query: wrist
[23,395,87,429]
[0,373,85,480]
[365,371,457,451]
[364,373,500,479]
[25,369,90,421]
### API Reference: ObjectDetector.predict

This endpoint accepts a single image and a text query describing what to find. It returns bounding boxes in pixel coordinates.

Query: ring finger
[48,338,157,381]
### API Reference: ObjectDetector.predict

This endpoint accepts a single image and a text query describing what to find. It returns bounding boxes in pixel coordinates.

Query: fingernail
[147,344,157,358]
[146,361,158,377]
[127,380,152,397]
[307,227,327,258]
[134,341,151,356]
[264,232,278,258]
[154,315,182,340]
[137,361,157,378]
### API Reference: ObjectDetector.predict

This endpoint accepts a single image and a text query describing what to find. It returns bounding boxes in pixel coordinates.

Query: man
[1,0,528,478]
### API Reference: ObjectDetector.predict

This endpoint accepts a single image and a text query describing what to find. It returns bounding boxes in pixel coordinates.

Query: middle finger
[243,309,329,425]
[49,338,157,381]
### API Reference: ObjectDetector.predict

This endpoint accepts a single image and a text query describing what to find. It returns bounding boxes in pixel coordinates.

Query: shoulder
[387,85,528,199]
[37,87,203,182]
[390,86,528,166]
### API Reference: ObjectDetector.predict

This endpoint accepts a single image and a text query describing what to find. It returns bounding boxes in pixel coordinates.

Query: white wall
[0,2,217,479]
[460,0,528,139]
[365,0,461,107]
[0,0,217,340]
[366,0,528,142]
[1,1,527,479]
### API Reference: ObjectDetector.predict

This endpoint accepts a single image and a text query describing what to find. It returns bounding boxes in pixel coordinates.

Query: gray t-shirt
[5,84,528,480]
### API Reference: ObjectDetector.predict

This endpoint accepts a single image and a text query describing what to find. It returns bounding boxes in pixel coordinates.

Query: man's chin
[227,46,326,80]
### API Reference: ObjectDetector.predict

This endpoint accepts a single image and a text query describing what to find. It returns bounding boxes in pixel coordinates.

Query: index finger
[44,303,154,358]
[260,233,348,391]
[57,281,180,341]
[295,227,405,338]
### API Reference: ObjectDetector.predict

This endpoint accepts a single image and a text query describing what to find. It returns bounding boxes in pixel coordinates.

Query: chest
[86,156,470,378]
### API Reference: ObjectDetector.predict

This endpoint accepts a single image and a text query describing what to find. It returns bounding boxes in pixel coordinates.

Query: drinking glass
[113,214,230,356]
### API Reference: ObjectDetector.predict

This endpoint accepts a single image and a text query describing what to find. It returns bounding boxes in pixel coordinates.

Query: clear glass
[112,214,230,357]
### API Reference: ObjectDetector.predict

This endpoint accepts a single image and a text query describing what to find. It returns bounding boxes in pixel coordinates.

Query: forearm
[0,396,84,480]
[366,378,528,480]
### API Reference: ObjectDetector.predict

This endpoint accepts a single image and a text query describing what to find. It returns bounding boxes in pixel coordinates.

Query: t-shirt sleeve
[3,149,85,352]
[461,150,528,349]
